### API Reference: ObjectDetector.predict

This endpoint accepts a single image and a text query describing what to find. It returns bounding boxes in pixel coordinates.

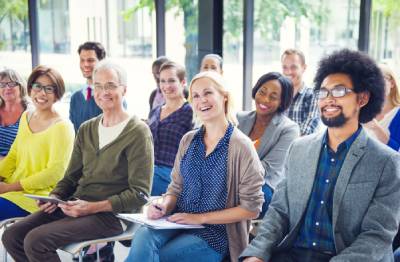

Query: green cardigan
[52,115,154,213]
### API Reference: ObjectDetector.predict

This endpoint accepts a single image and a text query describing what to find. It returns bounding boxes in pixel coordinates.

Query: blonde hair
[188,71,237,125]
[379,64,400,106]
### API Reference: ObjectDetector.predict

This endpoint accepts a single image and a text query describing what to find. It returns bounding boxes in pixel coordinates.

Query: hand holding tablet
[24,194,67,205]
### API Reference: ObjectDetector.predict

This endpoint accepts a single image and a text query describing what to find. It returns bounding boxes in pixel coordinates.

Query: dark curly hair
[252,72,293,113]
[314,49,385,123]
[78,42,106,60]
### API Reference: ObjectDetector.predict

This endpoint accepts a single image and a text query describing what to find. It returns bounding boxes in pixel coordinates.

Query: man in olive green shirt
[2,61,154,262]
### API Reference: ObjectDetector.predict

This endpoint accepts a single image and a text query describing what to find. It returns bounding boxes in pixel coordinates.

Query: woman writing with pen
[126,71,264,262]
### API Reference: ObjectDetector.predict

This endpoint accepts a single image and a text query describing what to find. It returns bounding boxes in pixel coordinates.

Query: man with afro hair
[240,49,400,262]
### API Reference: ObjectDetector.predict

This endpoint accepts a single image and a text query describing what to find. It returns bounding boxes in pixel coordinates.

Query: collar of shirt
[322,125,362,153]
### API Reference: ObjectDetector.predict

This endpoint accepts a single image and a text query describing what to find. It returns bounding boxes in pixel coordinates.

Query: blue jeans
[395,247,400,262]
[125,226,225,262]
[0,197,30,221]
[258,183,274,219]
[151,165,173,196]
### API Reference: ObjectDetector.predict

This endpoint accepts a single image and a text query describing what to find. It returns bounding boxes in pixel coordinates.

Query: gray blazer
[237,111,300,189]
[240,129,400,262]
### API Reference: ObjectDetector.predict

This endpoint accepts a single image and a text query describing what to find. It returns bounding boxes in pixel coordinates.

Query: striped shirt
[294,127,362,253]
[0,119,20,156]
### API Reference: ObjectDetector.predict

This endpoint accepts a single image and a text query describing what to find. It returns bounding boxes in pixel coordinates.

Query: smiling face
[93,68,126,112]
[282,54,306,90]
[0,76,21,104]
[254,79,282,118]
[159,68,185,101]
[200,57,222,74]
[79,49,99,81]
[30,75,57,111]
[319,73,369,128]
[190,77,227,123]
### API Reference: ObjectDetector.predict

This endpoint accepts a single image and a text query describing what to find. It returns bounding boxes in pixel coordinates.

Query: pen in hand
[138,192,163,211]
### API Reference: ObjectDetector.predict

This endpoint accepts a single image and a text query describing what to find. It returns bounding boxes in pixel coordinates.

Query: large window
[165,0,199,81]
[370,0,400,75]
[36,0,155,119]
[223,0,243,111]
[0,0,31,76]
[252,0,360,89]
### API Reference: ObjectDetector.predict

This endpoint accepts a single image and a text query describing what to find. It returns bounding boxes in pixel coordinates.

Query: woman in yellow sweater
[0,65,74,220]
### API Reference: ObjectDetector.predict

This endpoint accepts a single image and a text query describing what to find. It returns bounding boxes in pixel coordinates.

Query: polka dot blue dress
[176,123,234,256]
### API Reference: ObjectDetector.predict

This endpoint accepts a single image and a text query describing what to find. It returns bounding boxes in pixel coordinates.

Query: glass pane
[0,0,31,76]
[38,0,155,119]
[253,0,360,89]
[370,0,400,74]
[165,0,198,81]
[223,0,243,111]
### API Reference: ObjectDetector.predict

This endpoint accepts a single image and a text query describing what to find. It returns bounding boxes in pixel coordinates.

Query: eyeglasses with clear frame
[0,81,19,89]
[316,86,354,100]
[94,82,121,92]
[31,82,56,94]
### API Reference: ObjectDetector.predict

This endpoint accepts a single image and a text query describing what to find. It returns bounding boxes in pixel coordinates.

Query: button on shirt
[294,127,362,253]
[176,124,234,255]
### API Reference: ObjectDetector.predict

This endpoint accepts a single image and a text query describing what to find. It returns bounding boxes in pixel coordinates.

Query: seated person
[0,65,74,221]
[0,68,29,160]
[2,60,154,262]
[240,49,400,262]
[148,61,193,196]
[149,56,170,110]
[200,54,223,74]
[237,72,299,218]
[364,64,400,151]
[126,71,264,262]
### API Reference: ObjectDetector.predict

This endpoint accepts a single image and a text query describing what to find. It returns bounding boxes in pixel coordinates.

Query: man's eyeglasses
[94,83,121,92]
[316,86,354,99]
[31,83,56,94]
[0,81,19,89]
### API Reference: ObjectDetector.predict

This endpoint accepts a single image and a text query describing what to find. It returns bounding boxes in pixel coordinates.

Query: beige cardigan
[166,127,265,261]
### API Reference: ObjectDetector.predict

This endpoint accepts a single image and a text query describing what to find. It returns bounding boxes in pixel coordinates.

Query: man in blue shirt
[69,41,105,132]
[240,49,400,262]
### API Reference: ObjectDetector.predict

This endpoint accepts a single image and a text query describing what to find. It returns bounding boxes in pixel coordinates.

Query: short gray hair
[0,68,28,109]
[93,60,127,86]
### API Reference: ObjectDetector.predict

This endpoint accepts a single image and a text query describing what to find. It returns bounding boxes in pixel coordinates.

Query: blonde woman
[126,71,264,262]
[365,64,400,151]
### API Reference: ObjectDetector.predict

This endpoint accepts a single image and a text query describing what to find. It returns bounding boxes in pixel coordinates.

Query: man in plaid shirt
[282,49,320,136]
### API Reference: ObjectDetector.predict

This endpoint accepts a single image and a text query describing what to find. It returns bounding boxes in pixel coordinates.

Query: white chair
[59,222,139,262]
[0,217,25,262]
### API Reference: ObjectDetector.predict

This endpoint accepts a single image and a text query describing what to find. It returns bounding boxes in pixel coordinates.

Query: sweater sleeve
[19,122,75,192]
[107,126,154,213]
[235,136,265,213]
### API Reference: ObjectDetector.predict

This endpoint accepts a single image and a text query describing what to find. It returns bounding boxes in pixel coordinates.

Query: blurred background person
[148,61,193,196]
[237,72,299,219]
[0,65,74,221]
[69,41,106,132]
[200,54,223,75]
[281,48,320,136]
[149,56,170,111]
[0,68,29,160]
[364,64,400,151]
